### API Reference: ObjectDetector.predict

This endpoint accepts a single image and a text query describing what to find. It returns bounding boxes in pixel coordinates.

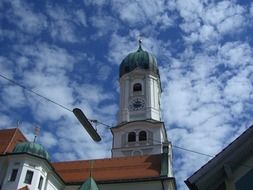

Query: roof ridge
[3,128,18,154]
[52,154,160,165]
[2,127,28,154]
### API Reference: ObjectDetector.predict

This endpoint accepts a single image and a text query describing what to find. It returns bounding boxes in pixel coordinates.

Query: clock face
[129,98,145,111]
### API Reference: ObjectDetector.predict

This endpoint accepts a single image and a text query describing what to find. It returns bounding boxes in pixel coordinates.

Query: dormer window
[133,83,142,92]
[139,131,147,141]
[128,132,136,142]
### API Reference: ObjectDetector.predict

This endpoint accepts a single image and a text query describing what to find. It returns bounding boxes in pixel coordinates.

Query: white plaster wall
[46,178,60,190]
[44,169,64,190]
[112,121,167,157]
[0,154,63,190]
[1,157,25,190]
[15,157,50,190]
[118,70,161,124]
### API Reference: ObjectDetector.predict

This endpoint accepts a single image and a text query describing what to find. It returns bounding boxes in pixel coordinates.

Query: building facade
[0,44,176,190]
[185,125,253,190]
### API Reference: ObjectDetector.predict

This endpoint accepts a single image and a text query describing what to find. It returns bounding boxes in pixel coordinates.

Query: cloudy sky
[1,0,253,189]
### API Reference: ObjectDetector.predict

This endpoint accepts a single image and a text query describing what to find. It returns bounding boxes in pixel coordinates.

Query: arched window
[133,83,142,92]
[139,131,147,141]
[128,132,136,142]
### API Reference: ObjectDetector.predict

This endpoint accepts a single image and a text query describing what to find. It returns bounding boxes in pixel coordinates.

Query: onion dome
[13,142,50,160]
[119,40,159,78]
[79,177,100,190]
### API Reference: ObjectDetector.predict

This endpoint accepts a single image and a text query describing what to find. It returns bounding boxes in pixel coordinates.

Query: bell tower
[111,41,171,159]
[118,41,161,123]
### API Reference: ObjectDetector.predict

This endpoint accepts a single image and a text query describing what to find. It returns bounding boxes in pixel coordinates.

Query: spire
[138,37,143,51]
[79,177,100,190]
[79,160,99,190]
[33,126,40,143]
[89,160,94,177]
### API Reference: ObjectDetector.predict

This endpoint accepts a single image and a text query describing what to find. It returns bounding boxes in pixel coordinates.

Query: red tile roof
[0,128,163,184]
[52,154,162,183]
[0,128,27,154]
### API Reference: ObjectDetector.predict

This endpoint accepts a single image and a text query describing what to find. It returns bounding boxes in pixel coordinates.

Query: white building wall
[0,154,63,190]
[118,70,161,124]
[2,157,25,190]
[44,170,64,190]
[111,121,167,157]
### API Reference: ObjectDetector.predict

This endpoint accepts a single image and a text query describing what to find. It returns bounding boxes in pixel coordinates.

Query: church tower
[111,41,171,160]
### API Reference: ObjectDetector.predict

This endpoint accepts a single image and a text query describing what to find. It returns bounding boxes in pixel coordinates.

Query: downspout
[160,144,168,190]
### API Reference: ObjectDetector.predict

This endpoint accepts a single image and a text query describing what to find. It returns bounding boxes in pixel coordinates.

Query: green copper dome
[13,142,50,160]
[119,44,159,77]
[79,177,100,190]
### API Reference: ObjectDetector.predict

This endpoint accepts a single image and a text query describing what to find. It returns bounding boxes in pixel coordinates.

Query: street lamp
[73,108,101,142]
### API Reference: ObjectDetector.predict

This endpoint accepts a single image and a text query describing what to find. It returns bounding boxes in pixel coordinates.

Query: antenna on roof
[33,126,40,143]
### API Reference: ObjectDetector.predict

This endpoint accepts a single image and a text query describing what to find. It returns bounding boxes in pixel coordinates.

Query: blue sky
[1,0,253,189]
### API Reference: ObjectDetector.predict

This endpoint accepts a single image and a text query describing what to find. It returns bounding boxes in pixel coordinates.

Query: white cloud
[218,41,252,67]
[51,118,111,160]
[46,6,87,42]
[90,14,119,38]
[108,32,171,67]
[178,0,247,44]
[97,65,112,81]
[224,76,252,102]
[198,24,218,42]
[7,0,47,34]
[39,131,58,149]
[2,85,27,108]
[0,115,12,128]
[250,2,253,16]
[107,33,138,65]
[161,37,253,190]
[74,10,87,27]
[14,44,74,73]
[0,57,14,80]
[111,0,175,29]
[177,0,203,18]
[1,1,253,189]
[83,0,108,7]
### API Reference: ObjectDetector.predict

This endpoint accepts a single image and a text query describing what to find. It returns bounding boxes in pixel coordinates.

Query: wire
[90,119,112,128]
[110,123,214,158]
[172,145,213,158]
[0,73,217,158]
[0,73,72,112]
